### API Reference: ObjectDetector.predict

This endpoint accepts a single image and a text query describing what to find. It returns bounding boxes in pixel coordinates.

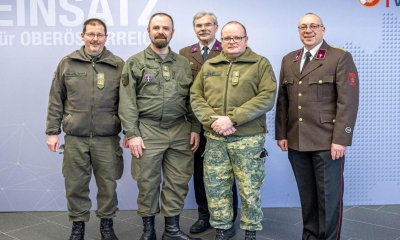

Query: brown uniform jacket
[179,41,222,78]
[275,40,359,151]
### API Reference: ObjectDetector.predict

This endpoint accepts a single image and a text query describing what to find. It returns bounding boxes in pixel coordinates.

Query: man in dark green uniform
[118,13,201,240]
[46,18,124,240]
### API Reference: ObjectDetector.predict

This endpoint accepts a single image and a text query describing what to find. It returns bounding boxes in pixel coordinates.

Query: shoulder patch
[121,73,129,86]
[269,70,276,82]
[332,46,347,52]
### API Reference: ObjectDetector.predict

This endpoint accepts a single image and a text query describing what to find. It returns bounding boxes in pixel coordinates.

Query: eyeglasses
[85,33,106,39]
[221,36,246,43]
[298,24,322,31]
[195,23,214,29]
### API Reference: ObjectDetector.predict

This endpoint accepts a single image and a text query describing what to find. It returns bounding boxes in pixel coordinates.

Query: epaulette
[331,46,347,52]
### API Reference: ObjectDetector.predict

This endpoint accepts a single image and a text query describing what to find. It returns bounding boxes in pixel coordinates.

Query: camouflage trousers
[203,132,266,231]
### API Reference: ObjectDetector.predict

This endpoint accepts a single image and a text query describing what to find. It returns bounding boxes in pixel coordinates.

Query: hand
[277,139,288,151]
[221,126,236,136]
[190,132,200,152]
[127,137,146,158]
[47,135,60,152]
[331,143,347,160]
[123,135,129,148]
[210,116,234,135]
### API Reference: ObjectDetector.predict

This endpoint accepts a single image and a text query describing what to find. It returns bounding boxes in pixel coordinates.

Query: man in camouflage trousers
[190,21,277,240]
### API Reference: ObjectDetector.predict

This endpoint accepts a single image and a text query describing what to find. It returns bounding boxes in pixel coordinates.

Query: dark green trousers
[131,121,194,217]
[63,135,123,222]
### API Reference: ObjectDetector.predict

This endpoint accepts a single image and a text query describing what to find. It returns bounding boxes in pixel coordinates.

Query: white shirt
[199,39,217,55]
[300,41,323,71]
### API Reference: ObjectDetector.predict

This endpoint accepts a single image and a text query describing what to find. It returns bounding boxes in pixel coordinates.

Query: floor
[0,205,399,240]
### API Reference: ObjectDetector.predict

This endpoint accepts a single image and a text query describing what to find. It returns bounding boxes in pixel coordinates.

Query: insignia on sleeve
[121,73,129,86]
[348,73,357,86]
[345,127,352,134]
[270,70,276,82]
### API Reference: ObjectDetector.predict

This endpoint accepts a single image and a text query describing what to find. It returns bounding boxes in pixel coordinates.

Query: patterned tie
[301,51,312,73]
[202,46,209,61]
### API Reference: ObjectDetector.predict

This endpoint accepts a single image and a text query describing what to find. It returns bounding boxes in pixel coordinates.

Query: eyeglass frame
[298,24,323,31]
[85,32,107,39]
[221,36,247,43]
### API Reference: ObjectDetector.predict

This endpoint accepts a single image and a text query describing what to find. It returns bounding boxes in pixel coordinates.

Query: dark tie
[202,46,209,61]
[301,51,312,73]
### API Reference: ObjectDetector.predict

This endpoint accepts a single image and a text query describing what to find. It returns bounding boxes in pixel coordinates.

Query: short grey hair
[303,13,324,26]
[192,11,218,27]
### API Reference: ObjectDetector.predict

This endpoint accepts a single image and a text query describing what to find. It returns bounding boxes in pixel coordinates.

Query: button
[318,80,323,84]
[284,80,287,83]
[298,93,302,97]
[299,118,303,122]
[299,81,302,85]
[298,106,302,110]
[333,119,336,123]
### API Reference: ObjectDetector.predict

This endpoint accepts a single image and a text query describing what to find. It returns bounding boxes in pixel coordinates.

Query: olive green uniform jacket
[46,46,124,137]
[190,47,277,136]
[275,40,359,151]
[119,46,201,138]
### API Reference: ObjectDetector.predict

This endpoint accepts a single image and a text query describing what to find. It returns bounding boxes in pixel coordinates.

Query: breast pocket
[140,67,160,95]
[308,75,335,102]
[283,77,295,100]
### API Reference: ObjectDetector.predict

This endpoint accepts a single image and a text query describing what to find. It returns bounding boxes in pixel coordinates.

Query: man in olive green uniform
[190,21,277,240]
[179,11,238,234]
[275,13,359,240]
[46,18,124,240]
[118,13,201,240]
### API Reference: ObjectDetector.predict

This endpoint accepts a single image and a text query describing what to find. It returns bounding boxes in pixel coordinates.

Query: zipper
[90,60,95,137]
[223,61,233,115]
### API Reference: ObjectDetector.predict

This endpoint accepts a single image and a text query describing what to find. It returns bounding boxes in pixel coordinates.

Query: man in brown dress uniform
[275,13,359,240]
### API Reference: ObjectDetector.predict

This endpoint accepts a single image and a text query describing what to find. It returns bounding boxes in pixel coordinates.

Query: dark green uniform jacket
[190,47,277,136]
[119,46,201,139]
[46,46,124,137]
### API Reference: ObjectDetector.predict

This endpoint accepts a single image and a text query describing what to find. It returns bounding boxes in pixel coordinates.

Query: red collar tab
[316,49,327,60]
[293,50,301,62]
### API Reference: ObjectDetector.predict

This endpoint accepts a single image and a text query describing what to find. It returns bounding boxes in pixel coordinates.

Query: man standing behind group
[119,12,201,240]
[46,18,124,240]
[275,13,359,240]
[179,11,238,234]
[191,21,276,240]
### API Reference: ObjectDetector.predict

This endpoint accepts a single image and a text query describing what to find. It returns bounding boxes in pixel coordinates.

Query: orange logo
[358,0,381,7]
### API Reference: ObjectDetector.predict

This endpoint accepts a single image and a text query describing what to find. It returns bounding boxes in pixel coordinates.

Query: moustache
[155,34,167,39]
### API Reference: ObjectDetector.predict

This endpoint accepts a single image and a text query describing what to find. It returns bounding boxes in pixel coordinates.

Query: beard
[151,34,170,49]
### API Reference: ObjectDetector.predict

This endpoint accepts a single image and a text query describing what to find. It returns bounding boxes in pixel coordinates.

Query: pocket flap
[283,77,294,85]
[320,111,336,123]
[309,75,334,84]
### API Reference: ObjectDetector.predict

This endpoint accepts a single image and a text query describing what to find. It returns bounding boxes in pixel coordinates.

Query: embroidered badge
[293,51,301,62]
[345,127,352,134]
[214,43,221,51]
[97,73,105,89]
[348,73,357,86]
[121,73,129,86]
[191,45,198,53]
[316,49,327,60]
[270,70,276,82]
[145,74,152,82]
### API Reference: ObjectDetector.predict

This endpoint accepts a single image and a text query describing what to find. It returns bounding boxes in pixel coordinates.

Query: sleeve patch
[348,73,357,86]
[121,73,129,86]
